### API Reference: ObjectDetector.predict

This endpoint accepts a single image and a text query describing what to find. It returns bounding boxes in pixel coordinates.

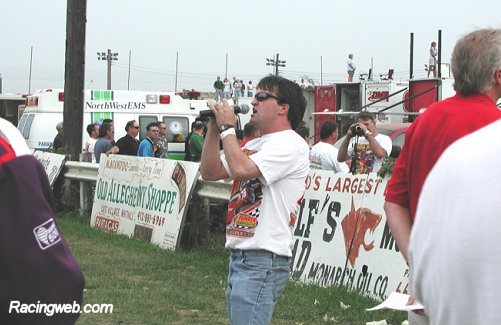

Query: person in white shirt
[84,123,99,163]
[347,53,356,82]
[310,120,349,173]
[428,41,438,78]
[337,111,392,174]
[200,75,309,325]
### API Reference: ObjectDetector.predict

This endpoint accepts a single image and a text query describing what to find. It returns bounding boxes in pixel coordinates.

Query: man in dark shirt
[53,121,64,150]
[115,120,140,156]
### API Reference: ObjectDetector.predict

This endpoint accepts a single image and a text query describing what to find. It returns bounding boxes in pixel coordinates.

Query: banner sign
[90,154,200,250]
[33,150,66,186]
[291,171,409,301]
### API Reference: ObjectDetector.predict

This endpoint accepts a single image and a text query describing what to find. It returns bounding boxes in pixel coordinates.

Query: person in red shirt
[384,28,501,322]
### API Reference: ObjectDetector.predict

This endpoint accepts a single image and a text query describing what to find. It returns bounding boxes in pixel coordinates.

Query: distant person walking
[347,53,356,82]
[428,41,438,78]
[53,122,64,150]
[214,76,224,101]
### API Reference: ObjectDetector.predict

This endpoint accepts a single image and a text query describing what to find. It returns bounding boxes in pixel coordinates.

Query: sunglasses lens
[255,93,271,101]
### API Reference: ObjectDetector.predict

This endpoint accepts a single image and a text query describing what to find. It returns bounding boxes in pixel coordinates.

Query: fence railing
[63,161,232,210]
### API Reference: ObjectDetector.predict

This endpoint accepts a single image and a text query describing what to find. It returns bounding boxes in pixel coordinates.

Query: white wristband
[220,128,236,140]
[365,130,372,137]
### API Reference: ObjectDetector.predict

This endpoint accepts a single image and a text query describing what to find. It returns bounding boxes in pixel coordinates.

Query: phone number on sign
[137,211,166,227]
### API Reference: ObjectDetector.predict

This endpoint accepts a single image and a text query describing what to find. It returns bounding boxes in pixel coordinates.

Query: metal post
[409,33,414,79]
[175,51,179,92]
[107,49,112,90]
[225,53,228,79]
[29,46,33,93]
[275,53,279,76]
[127,50,131,90]
[438,30,442,79]
[320,56,323,86]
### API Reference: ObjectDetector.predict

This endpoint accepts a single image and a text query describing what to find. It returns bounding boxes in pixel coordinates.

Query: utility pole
[63,0,86,162]
[97,49,118,90]
[266,53,286,76]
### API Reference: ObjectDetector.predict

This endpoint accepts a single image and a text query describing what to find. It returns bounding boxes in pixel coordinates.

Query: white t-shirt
[347,58,356,71]
[310,141,349,173]
[221,130,310,256]
[85,137,98,163]
[347,133,392,174]
[409,119,501,325]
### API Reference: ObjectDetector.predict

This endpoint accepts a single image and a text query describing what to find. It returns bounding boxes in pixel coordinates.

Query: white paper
[366,292,424,311]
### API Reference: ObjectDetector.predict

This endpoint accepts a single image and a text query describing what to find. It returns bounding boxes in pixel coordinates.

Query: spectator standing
[155,122,169,158]
[240,80,246,97]
[234,79,242,97]
[200,75,309,325]
[337,111,392,174]
[94,123,115,163]
[384,28,501,324]
[427,41,438,78]
[247,80,254,97]
[347,53,356,82]
[53,122,64,150]
[84,123,99,163]
[240,122,261,147]
[214,76,224,101]
[223,77,232,99]
[295,125,310,144]
[189,121,205,162]
[137,122,160,157]
[115,120,140,156]
[310,120,349,172]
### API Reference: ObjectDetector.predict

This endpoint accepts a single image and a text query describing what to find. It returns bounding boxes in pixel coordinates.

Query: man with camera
[337,111,392,174]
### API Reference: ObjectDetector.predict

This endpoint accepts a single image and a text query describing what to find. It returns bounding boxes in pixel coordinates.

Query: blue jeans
[226,250,290,325]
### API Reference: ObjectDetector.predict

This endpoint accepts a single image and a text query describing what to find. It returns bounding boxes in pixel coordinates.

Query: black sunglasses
[254,92,283,102]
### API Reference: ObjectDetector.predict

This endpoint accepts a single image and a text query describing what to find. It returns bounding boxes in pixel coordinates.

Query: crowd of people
[34,27,501,324]
[214,76,254,101]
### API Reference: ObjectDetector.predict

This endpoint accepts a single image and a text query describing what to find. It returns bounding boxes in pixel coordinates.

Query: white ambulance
[17,89,252,160]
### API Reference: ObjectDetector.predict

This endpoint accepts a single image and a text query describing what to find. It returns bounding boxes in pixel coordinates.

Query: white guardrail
[63,161,232,201]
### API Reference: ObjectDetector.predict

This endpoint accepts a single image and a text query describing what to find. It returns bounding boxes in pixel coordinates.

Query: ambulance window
[20,114,34,139]
[138,116,158,140]
[162,116,189,143]
[17,114,28,138]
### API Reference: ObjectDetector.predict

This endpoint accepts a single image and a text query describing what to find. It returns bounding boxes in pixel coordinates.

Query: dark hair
[102,118,113,124]
[356,111,376,123]
[99,123,113,138]
[320,120,338,140]
[243,122,257,138]
[146,122,159,131]
[235,129,244,141]
[86,123,97,136]
[256,75,307,129]
[295,126,310,140]
[125,120,137,132]
[193,121,204,131]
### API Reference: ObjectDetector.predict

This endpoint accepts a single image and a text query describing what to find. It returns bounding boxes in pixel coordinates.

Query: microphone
[199,104,250,118]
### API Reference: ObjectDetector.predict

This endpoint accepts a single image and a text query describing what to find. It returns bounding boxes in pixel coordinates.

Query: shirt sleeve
[249,138,308,186]
[378,135,393,156]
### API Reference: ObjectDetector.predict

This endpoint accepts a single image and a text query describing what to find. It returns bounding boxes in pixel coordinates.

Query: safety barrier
[63,160,232,203]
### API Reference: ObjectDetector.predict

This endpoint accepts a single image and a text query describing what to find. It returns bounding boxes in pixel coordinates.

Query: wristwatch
[218,124,235,133]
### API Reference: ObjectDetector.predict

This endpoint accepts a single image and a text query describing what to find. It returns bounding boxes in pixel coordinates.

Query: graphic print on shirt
[226,148,263,238]
[352,142,376,174]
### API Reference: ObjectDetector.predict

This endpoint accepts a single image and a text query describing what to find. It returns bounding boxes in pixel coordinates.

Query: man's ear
[278,103,289,116]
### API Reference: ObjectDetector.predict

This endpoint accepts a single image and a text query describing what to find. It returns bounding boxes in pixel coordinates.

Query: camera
[350,124,365,137]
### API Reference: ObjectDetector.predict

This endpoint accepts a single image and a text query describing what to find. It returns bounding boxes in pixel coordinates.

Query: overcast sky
[1,0,499,94]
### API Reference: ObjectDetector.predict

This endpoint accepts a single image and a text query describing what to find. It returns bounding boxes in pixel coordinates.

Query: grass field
[57,213,407,324]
